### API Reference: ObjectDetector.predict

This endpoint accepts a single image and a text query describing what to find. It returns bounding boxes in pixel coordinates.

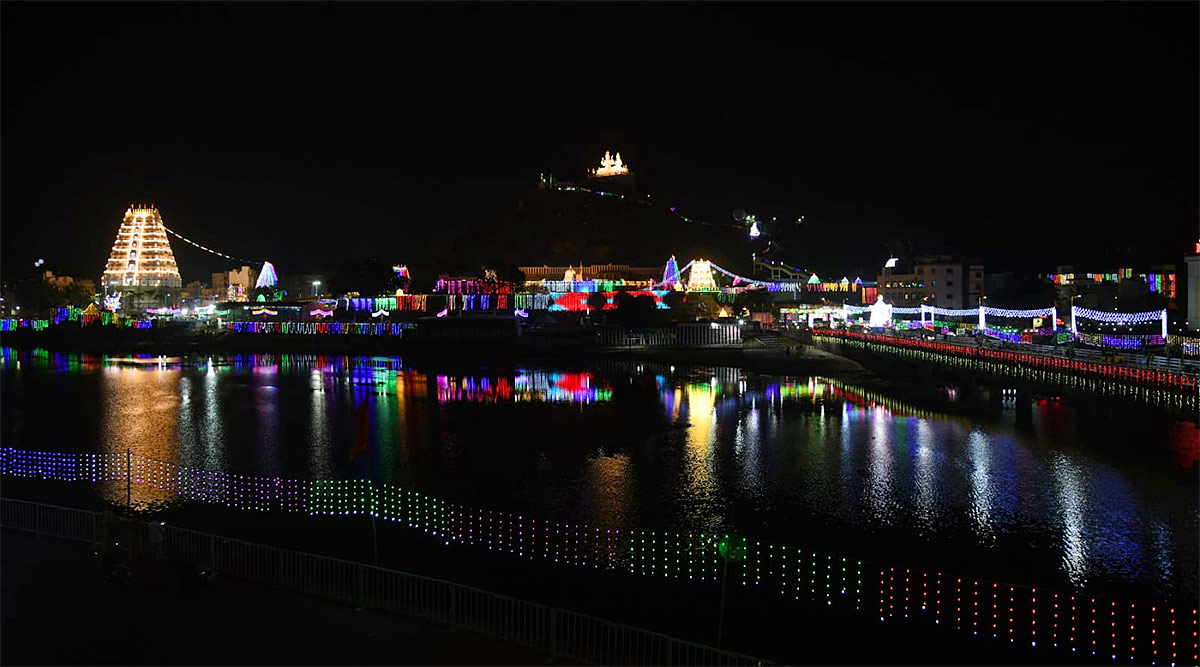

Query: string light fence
[2,446,1195,664]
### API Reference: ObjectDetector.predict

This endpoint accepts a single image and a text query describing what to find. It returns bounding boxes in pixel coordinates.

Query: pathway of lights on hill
[2,446,1197,665]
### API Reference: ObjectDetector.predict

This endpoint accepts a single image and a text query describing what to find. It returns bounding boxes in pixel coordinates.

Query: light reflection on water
[1,348,1196,600]
[100,365,180,507]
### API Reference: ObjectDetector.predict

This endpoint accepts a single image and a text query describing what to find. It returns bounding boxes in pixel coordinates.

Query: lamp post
[312,281,321,298]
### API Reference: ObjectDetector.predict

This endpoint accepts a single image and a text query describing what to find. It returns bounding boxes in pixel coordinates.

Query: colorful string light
[227,322,408,335]
[2,445,1194,664]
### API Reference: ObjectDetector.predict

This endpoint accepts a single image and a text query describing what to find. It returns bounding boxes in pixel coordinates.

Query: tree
[485,264,526,285]
[663,291,692,321]
[586,292,608,312]
[253,285,285,302]
[613,292,656,326]
[735,288,775,314]
[329,259,400,297]
[986,275,1056,309]
[10,277,98,315]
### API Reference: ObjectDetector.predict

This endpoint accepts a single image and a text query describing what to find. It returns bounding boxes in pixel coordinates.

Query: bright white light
[869,295,893,328]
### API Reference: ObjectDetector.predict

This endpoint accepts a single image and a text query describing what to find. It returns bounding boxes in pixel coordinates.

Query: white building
[1187,252,1200,331]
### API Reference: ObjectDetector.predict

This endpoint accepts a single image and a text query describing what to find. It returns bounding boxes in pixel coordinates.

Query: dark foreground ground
[1,529,569,666]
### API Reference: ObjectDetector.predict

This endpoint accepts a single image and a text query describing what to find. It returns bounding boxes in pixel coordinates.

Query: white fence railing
[1,498,769,666]
[598,323,742,349]
[861,330,1200,374]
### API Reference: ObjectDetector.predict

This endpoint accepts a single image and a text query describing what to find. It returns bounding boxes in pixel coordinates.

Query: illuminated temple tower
[101,204,182,295]
[687,259,718,291]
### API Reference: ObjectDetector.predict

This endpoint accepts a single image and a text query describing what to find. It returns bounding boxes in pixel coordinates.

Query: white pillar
[978,305,985,330]
[1051,307,1057,332]
[1071,305,1077,336]
[1161,309,1168,339]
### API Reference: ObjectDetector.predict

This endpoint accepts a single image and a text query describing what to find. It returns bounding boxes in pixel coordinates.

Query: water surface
[1,348,1195,602]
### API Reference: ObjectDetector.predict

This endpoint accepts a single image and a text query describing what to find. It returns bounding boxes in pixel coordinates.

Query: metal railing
[0,497,769,666]
[845,328,1200,373]
[812,330,1200,385]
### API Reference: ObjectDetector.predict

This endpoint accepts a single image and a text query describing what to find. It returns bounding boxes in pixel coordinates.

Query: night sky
[3,2,1196,285]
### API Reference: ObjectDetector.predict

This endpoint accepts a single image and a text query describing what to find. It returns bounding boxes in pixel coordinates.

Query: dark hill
[445,186,751,276]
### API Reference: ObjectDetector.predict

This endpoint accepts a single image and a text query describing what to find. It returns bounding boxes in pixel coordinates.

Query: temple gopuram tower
[101,204,182,299]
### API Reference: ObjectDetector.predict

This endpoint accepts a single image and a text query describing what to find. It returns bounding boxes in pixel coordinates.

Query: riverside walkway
[810,328,1199,418]
[812,329,1198,386]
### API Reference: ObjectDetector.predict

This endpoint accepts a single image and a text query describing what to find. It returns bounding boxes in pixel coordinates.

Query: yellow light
[591,150,630,178]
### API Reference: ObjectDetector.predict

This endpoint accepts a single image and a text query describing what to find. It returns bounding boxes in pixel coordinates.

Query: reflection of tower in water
[584,453,634,532]
[682,382,720,531]
[101,365,182,507]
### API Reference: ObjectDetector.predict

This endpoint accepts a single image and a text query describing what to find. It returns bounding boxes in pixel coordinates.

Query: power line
[163,226,256,264]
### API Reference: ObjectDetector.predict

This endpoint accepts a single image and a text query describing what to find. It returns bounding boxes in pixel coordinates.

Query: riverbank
[0,327,1060,422]
[0,327,874,381]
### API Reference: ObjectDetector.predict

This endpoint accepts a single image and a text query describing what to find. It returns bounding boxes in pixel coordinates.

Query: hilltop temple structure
[101,205,183,294]
[585,150,635,193]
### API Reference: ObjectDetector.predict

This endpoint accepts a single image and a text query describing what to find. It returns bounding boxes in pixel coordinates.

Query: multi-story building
[227,265,258,291]
[206,266,258,302]
[1188,251,1200,332]
[1043,264,1177,312]
[877,255,984,308]
[519,263,660,284]
[1044,265,1176,297]
[181,280,205,300]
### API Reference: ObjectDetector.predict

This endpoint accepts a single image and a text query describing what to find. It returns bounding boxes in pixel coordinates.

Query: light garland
[546,290,670,312]
[928,306,979,317]
[1074,333,1167,350]
[227,322,408,336]
[1073,306,1165,325]
[255,261,278,288]
[705,261,761,288]
[161,225,250,263]
[662,256,681,288]
[811,330,1197,394]
[983,307,1055,318]
[3,444,1195,664]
